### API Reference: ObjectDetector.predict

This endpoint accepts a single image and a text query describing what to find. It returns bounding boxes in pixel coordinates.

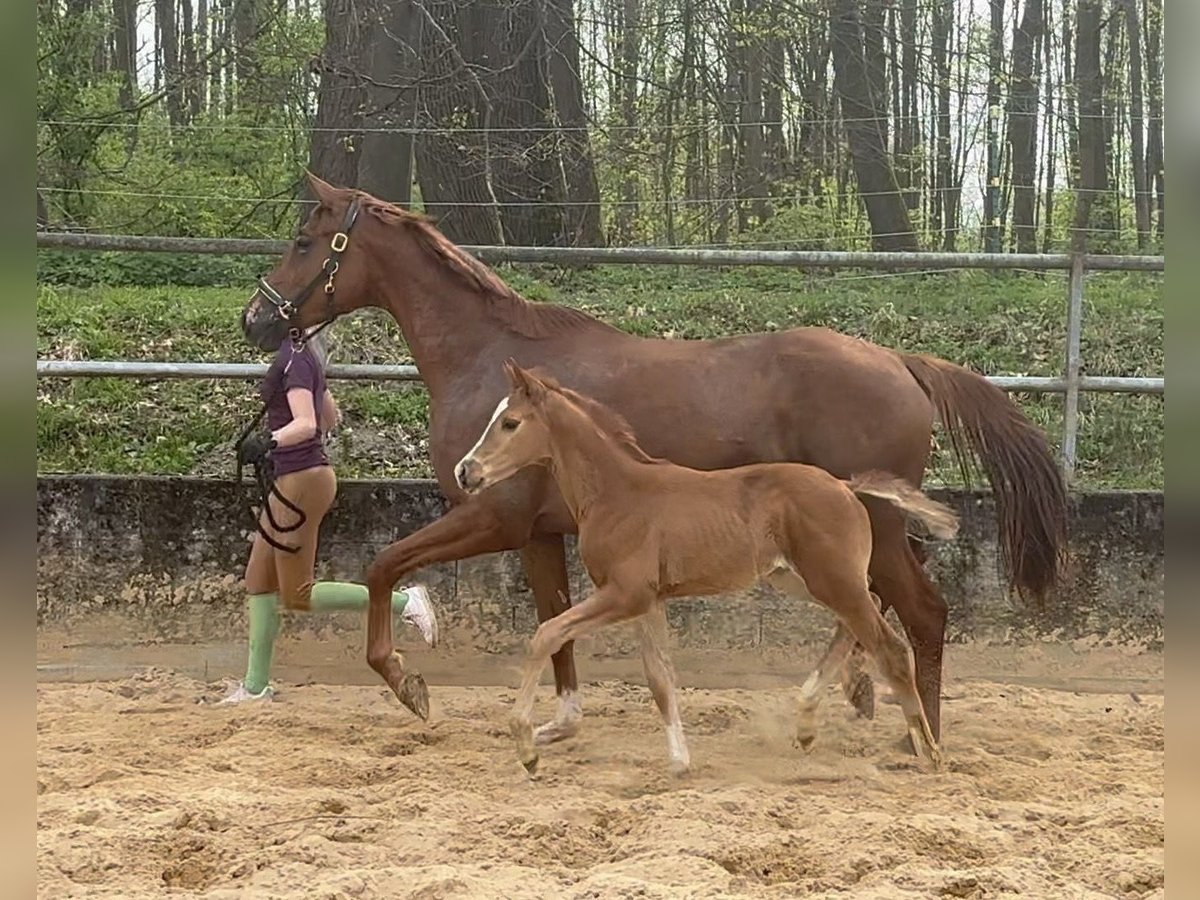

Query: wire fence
[35,230,1165,483]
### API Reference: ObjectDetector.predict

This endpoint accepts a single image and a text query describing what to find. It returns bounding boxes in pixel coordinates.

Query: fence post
[1061,252,1085,482]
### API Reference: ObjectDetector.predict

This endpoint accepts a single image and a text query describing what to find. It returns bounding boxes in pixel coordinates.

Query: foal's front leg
[637,601,690,775]
[511,585,638,775]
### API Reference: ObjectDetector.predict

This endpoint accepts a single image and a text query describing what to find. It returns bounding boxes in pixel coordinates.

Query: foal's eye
[501,419,519,432]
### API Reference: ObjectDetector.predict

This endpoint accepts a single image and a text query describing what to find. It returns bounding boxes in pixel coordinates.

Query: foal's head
[454,361,556,494]
[456,361,663,494]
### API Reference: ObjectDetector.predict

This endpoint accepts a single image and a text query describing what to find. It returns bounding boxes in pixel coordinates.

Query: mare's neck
[368,233,510,400]
[544,400,640,522]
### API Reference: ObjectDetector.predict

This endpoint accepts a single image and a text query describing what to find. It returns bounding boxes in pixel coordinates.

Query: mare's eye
[295,235,312,252]
[501,419,519,432]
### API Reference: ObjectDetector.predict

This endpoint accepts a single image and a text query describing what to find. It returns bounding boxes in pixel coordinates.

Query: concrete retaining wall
[36,476,1164,655]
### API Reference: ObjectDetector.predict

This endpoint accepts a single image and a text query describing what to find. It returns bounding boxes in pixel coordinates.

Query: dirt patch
[37,664,1163,899]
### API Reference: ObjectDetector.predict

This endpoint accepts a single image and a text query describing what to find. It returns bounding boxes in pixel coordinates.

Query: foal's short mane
[353,193,612,340]
[534,373,666,466]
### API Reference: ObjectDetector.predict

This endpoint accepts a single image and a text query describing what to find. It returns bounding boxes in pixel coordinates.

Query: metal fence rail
[36,231,1166,271]
[34,359,1162,395]
[36,231,1165,481]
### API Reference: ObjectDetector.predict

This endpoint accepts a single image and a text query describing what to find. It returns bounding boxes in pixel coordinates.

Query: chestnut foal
[457,361,958,776]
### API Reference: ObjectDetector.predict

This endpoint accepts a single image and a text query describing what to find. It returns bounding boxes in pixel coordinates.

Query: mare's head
[241,172,382,351]
[454,360,555,494]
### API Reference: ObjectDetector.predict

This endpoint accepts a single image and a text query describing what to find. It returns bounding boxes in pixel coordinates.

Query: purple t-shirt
[262,342,329,476]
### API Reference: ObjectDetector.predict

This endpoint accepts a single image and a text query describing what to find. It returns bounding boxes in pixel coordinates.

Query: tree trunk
[181,0,198,123]
[984,0,1004,252]
[861,0,888,150]
[829,0,917,251]
[1041,0,1057,251]
[357,0,422,208]
[111,0,137,109]
[714,0,741,244]
[931,0,953,246]
[411,0,503,244]
[306,0,366,201]
[740,0,767,226]
[899,0,918,208]
[544,0,605,245]
[1120,0,1149,248]
[1007,0,1043,253]
[1071,0,1104,251]
[155,0,184,127]
[615,0,642,243]
[1143,0,1163,237]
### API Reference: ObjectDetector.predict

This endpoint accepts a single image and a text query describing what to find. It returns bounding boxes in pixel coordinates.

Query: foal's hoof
[510,719,538,776]
[398,673,430,721]
[794,732,817,753]
[892,732,919,758]
[534,716,581,746]
[848,673,876,720]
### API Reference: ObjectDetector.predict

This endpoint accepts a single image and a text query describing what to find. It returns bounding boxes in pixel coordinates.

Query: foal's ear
[304,170,340,207]
[503,359,545,401]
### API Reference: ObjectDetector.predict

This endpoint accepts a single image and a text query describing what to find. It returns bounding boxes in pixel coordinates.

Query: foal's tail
[848,471,960,542]
[899,351,1068,603]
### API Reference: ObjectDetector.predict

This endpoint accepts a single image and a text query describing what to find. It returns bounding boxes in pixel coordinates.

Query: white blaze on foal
[456,396,510,480]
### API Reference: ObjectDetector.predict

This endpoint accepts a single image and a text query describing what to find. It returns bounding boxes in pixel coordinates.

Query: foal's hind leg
[805,573,942,770]
[766,569,860,751]
[637,601,690,774]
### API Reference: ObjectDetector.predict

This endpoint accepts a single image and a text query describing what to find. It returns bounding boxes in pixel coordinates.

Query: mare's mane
[352,192,614,340]
[531,371,666,466]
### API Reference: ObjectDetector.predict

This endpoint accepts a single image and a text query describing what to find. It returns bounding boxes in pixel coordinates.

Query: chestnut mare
[240,173,1067,746]
[457,361,958,775]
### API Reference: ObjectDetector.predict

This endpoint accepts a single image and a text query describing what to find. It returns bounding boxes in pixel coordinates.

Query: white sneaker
[401,584,440,648]
[217,681,275,705]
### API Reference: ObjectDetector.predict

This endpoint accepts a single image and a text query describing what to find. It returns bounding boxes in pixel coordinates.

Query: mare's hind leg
[861,499,949,744]
[637,601,690,774]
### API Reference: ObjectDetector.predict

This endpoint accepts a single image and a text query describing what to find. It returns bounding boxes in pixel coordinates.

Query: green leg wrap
[308,582,415,614]
[243,592,281,694]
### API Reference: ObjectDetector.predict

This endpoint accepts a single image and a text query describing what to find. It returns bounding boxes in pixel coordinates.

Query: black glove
[237,432,277,469]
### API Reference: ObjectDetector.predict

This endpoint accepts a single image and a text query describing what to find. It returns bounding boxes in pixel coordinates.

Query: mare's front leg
[637,601,690,775]
[365,498,528,718]
[511,584,645,775]
[520,533,583,745]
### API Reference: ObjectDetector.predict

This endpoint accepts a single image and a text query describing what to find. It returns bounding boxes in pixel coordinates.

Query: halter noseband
[255,197,362,341]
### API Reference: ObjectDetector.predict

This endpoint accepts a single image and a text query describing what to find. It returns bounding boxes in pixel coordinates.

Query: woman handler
[221,331,438,713]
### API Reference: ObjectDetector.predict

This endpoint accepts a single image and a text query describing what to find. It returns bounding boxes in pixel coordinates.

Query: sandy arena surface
[37,657,1164,900]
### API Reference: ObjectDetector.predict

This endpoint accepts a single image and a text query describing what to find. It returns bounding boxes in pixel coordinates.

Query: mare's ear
[304,170,340,207]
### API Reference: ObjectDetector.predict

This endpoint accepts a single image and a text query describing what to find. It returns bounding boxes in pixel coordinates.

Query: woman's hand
[270,387,320,447]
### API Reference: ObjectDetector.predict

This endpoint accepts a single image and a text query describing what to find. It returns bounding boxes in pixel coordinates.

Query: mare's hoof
[398,673,430,721]
[521,755,540,777]
[849,673,876,720]
[794,733,817,753]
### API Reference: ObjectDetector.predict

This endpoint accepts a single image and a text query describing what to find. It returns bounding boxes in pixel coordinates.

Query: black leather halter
[254,197,362,340]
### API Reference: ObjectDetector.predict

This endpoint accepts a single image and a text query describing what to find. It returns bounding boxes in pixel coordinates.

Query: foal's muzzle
[456,458,485,493]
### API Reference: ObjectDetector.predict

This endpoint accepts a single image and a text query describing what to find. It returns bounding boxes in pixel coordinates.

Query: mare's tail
[848,471,960,542]
[898,352,1068,602]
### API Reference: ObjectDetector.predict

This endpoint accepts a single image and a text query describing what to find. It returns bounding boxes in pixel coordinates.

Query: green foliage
[36,269,1163,488]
